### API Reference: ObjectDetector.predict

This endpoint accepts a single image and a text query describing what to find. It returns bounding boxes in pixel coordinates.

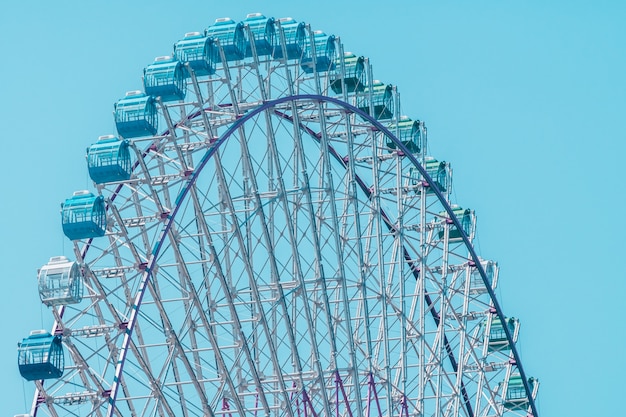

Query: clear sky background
[1,1,624,416]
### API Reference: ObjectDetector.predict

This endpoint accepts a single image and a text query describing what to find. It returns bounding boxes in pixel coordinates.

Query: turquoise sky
[1,1,624,416]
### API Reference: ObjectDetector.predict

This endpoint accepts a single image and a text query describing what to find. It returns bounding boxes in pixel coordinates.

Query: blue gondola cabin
[38,256,84,307]
[300,31,336,73]
[504,374,536,411]
[424,158,449,193]
[273,17,306,60]
[61,191,106,240]
[244,13,275,57]
[357,81,394,120]
[174,32,217,77]
[487,316,518,351]
[386,116,424,154]
[18,330,64,381]
[87,135,132,184]
[330,52,365,94]
[438,206,474,241]
[143,56,186,102]
[206,17,246,62]
[114,91,158,138]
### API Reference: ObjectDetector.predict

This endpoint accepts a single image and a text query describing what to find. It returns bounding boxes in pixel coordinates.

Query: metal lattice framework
[22,13,538,417]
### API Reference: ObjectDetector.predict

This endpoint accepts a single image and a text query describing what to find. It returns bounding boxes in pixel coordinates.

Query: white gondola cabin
[38,256,85,307]
[18,330,64,381]
[61,191,106,240]
[87,135,132,184]
[469,259,499,294]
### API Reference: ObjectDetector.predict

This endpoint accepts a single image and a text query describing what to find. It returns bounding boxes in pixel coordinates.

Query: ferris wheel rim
[86,93,540,417]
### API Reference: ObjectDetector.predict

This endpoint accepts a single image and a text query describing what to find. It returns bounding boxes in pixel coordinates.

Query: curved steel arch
[103,93,538,417]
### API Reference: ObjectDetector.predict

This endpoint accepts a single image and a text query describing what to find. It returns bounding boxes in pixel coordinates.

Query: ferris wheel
[16,12,539,417]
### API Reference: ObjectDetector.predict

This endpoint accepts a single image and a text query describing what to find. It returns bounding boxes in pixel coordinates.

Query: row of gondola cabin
[300,31,336,74]
[487,316,519,351]
[357,81,394,120]
[143,56,186,102]
[386,116,424,154]
[273,17,306,60]
[173,32,218,77]
[206,17,246,62]
[244,13,275,57]
[438,206,475,241]
[61,190,106,240]
[38,256,84,307]
[114,91,158,138]
[17,330,64,381]
[87,135,132,184]
[330,52,365,94]
[504,374,537,411]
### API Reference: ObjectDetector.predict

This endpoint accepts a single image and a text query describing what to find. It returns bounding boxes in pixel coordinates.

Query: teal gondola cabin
[438,206,474,241]
[386,116,423,154]
[300,31,336,73]
[143,56,186,102]
[424,158,449,192]
[18,330,64,381]
[244,13,275,57]
[206,17,246,62]
[357,81,394,120]
[174,32,217,77]
[87,135,132,184]
[504,374,536,410]
[330,52,365,94]
[114,91,158,138]
[61,191,106,240]
[273,17,306,60]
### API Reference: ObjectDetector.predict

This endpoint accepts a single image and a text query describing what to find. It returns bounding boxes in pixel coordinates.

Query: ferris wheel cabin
[87,135,132,184]
[470,259,499,294]
[244,13,275,57]
[174,32,218,77]
[423,158,449,192]
[487,316,519,352]
[38,256,84,307]
[273,17,306,60]
[504,374,537,411]
[439,206,474,241]
[207,17,246,62]
[330,52,365,94]
[61,191,106,240]
[386,116,424,154]
[17,330,64,381]
[143,56,186,102]
[114,91,158,138]
[300,31,336,73]
[357,81,394,120]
